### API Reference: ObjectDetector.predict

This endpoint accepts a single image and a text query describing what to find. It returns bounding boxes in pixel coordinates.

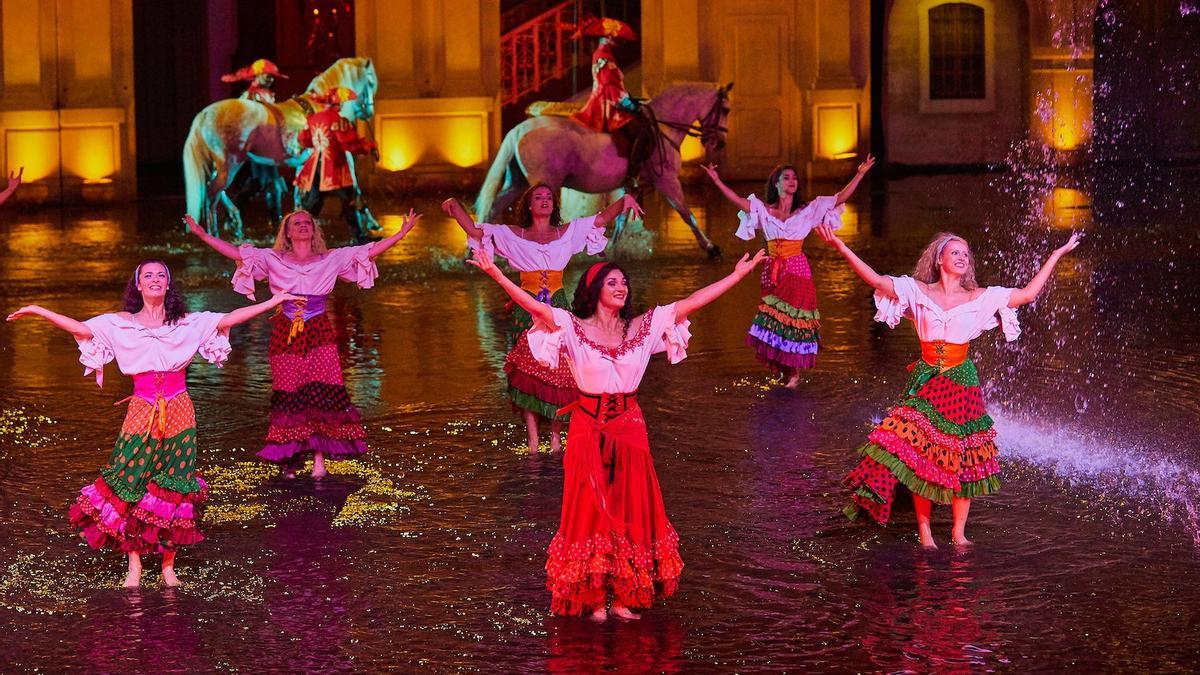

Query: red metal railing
[500,1,574,106]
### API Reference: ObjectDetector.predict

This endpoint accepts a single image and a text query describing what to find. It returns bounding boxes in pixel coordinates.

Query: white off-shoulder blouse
[232,243,379,298]
[873,275,1021,343]
[76,311,231,386]
[736,194,844,242]
[468,215,607,272]
[526,303,691,394]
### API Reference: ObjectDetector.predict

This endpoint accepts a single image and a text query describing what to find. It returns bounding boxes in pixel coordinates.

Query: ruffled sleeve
[232,245,271,299]
[981,287,1020,342]
[796,195,845,237]
[567,215,608,255]
[467,222,507,259]
[648,303,692,364]
[77,314,117,387]
[187,311,232,367]
[334,243,379,289]
[873,275,917,329]
[525,307,573,369]
[735,194,768,241]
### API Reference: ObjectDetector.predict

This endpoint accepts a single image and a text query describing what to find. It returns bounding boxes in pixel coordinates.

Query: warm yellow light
[1042,71,1092,151]
[837,202,860,236]
[376,114,486,171]
[680,134,704,163]
[5,128,60,181]
[62,127,116,181]
[1043,187,1091,229]
[815,105,858,160]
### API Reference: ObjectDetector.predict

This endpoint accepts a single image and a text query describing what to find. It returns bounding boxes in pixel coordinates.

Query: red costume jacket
[571,42,635,133]
[294,106,375,192]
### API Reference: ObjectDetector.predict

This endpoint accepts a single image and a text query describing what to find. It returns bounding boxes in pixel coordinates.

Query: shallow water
[1,172,1199,671]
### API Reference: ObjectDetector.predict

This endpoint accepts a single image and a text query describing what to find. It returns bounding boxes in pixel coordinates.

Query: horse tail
[182,109,213,222]
[475,126,521,221]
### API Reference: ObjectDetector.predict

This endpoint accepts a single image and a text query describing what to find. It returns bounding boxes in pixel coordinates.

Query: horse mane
[306,57,376,95]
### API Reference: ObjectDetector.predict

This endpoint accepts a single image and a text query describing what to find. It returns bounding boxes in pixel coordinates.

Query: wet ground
[1,170,1199,671]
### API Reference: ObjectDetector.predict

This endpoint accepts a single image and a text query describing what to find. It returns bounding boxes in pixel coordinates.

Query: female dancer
[6,260,292,587]
[187,209,420,478]
[702,157,874,387]
[468,245,767,620]
[817,225,1082,546]
[442,185,643,453]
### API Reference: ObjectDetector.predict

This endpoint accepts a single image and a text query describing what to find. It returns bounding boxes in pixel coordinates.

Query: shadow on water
[1,161,1200,669]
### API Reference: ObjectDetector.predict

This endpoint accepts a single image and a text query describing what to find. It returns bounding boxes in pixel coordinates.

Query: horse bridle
[654,87,730,150]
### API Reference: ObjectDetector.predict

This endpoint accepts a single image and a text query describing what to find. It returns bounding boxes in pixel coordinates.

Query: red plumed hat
[221,58,288,83]
[570,17,637,41]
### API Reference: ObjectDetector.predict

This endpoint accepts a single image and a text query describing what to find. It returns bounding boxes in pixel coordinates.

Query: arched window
[928,3,986,99]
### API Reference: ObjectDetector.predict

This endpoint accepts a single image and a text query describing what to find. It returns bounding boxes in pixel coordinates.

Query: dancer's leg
[312,450,327,480]
[162,549,181,587]
[913,494,938,548]
[124,552,142,588]
[951,497,972,546]
[523,410,540,454]
[549,419,563,453]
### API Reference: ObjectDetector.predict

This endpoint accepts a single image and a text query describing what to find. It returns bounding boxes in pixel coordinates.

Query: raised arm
[834,154,875,205]
[466,247,556,327]
[1007,232,1082,307]
[441,198,485,241]
[216,292,298,332]
[6,304,92,340]
[700,163,751,212]
[185,214,242,261]
[674,250,768,321]
[815,224,896,298]
[0,167,22,206]
[593,193,644,231]
[369,209,422,259]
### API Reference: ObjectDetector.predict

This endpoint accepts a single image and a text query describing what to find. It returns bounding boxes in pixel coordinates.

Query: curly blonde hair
[913,232,978,291]
[274,210,329,254]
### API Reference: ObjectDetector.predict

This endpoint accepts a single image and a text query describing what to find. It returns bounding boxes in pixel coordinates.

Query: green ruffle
[751,314,819,343]
[907,359,980,388]
[100,428,200,502]
[761,295,820,321]
[858,442,1002,504]
[958,474,1002,498]
[507,386,570,422]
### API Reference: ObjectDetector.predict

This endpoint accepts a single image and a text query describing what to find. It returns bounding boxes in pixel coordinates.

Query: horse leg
[219,190,244,240]
[656,174,721,259]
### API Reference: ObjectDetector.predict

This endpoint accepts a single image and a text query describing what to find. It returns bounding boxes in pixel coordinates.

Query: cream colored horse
[475,82,732,258]
[182,58,377,237]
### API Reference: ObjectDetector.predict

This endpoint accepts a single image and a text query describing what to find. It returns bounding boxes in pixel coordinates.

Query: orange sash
[766,239,805,284]
[518,270,564,295]
[919,340,969,371]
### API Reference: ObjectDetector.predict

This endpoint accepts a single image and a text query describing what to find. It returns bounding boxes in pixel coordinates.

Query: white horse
[182,58,377,237]
[475,82,732,258]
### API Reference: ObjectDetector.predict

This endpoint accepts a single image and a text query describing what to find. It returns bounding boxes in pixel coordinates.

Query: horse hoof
[706,245,723,261]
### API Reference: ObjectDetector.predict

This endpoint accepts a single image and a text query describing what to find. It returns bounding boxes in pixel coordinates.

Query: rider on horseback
[221,58,287,104]
[294,87,379,244]
[569,18,655,182]
[223,59,289,223]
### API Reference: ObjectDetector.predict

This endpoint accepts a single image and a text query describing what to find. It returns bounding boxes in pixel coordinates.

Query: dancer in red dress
[468,246,767,620]
[817,225,1082,546]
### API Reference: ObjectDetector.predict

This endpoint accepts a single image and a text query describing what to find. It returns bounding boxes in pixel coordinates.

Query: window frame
[918,0,996,113]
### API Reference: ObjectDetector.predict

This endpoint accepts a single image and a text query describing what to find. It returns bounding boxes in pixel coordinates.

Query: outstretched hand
[857,154,876,175]
[182,214,205,237]
[815,224,841,246]
[6,305,40,322]
[440,198,459,216]
[1054,231,1083,257]
[400,208,423,237]
[7,166,23,191]
[734,249,769,276]
[465,247,499,277]
[700,163,721,183]
[621,194,645,220]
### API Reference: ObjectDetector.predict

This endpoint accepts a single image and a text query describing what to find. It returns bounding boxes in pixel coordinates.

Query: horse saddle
[525,100,585,118]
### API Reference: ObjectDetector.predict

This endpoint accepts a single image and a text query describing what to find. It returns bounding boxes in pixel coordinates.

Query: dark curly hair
[571,262,635,336]
[122,260,188,324]
[764,164,802,215]
[512,183,563,229]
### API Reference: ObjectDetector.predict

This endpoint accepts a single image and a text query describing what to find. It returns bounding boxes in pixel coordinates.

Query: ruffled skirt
[69,393,208,553]
[258,311,368,468]
[503,289,577,422]
[546,402,683,615]
[844,359,1002,524]
[746,254,820,372]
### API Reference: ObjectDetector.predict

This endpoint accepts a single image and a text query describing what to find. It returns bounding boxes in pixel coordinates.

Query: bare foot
[122,569,141,588]
[162,566,182,587]
[952,533,973,547]
[588,607,608,623]
[283,470,296,480]
[918,526,938,549]
[527,442,540,455]
[784,374,801,389]
[611,605,641,620]
[549,435,562,453]
[311,468,327,481]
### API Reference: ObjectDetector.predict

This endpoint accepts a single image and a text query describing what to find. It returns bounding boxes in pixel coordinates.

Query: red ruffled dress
[527,304,692,615]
